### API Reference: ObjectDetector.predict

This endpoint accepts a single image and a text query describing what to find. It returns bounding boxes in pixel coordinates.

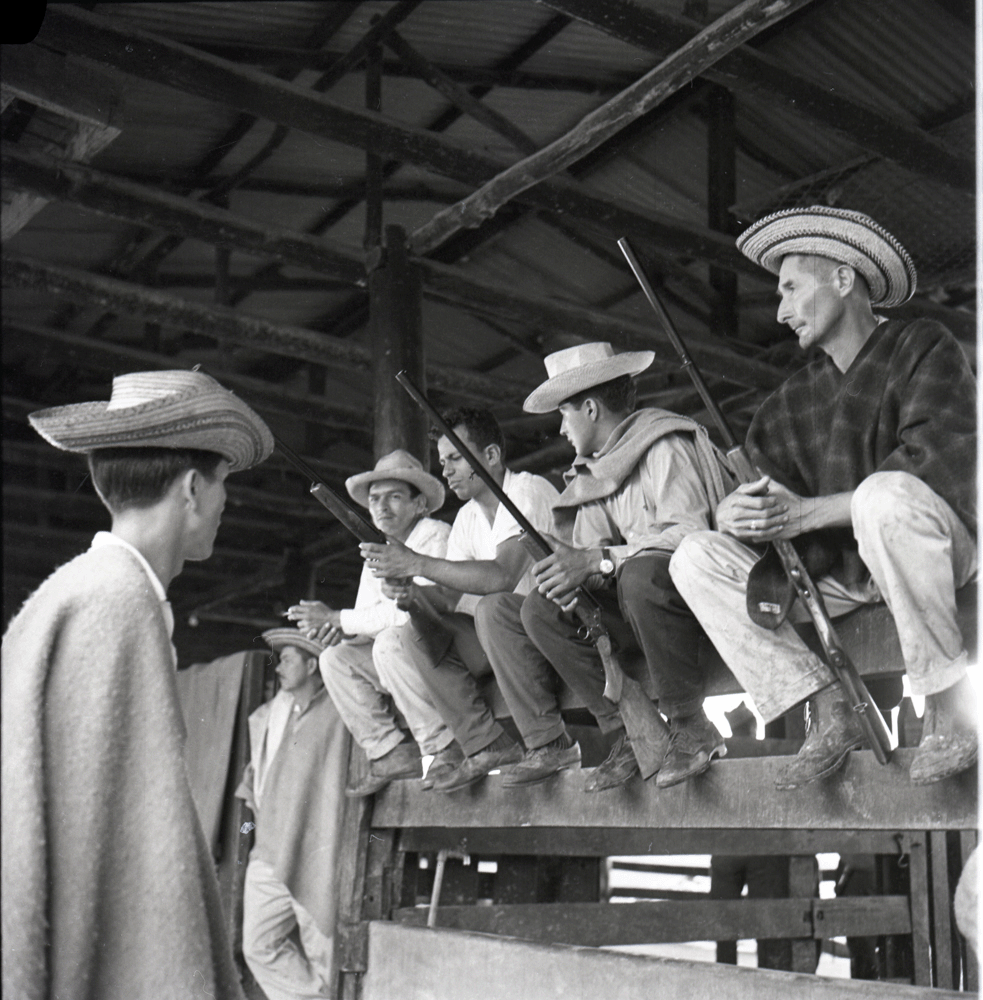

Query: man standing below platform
[361,408,561,793]
[477,343,735,792]
[671,206,977,789]
[237,626,347,1000]
[287,450,459,796]
[2,369,274,999]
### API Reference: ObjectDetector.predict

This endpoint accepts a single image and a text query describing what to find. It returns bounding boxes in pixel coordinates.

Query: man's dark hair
[88,446,224,513]
[562,374,636,415]
[432,407,506,461]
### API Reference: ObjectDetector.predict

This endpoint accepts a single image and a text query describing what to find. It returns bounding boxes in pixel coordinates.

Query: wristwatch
[598,548,615,578]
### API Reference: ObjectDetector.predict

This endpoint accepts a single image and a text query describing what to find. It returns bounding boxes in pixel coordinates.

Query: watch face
[599,558,615,576]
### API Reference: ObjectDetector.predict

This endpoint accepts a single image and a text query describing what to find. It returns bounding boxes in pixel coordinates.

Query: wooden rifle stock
[617,237,892,765]
[395,370,670,779]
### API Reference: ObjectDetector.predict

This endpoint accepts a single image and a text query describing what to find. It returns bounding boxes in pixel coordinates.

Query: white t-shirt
[445,469,559,615]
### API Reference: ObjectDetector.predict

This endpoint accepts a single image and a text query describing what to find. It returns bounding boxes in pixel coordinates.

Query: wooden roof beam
[542,0,974,193]
[34,5,751,275]
[411,0,815,254]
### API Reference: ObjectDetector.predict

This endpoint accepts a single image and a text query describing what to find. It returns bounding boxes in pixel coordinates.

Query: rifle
[617,237,892,765]
[395,370,670,780]
[274,435,456,664]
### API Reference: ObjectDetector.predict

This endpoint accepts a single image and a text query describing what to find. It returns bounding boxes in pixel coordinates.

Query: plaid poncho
[747,317,977,585]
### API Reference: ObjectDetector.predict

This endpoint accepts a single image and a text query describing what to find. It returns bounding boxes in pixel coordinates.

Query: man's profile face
[276,645,314,691]
[185,459,231,561]
[558,400,597,457]
[776,254,842,354]
[437,427,486,501]
[367,478,426,540]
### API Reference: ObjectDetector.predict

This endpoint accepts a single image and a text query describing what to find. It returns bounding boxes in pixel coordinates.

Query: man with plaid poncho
[670,206,977,789]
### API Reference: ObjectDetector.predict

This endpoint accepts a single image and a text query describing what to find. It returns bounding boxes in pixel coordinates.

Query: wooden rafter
[410,0,815,254]
[542,0,973,192]
[33,5,753,276]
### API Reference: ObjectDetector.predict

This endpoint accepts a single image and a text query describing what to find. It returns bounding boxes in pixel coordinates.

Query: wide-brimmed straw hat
[28,369,273,473]
[736,205,917,308]
[345,449,444,513]
[523,342,654,414]
[261,627,325,658]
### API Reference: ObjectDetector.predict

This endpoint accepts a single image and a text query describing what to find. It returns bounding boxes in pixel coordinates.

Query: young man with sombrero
[2,370,273,999]
[671,205,977,789]
[287,450,461,797]
[479,342,735,791]
[237,626,347,1000]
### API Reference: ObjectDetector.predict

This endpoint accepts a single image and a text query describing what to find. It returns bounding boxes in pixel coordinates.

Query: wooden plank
[392,895,911,945]
[411,0,814,253]
[907,833,934,987]
[374,750,977,832]
[34,4,756,276]
[929,831,956,990]
[541,0,974,193]
[959,830,979,991]
[362,923,964,1000]
[789,856,818,973]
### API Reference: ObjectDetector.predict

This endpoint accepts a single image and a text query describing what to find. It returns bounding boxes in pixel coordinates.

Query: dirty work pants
[670,472,977,722]
[318,627,454,759]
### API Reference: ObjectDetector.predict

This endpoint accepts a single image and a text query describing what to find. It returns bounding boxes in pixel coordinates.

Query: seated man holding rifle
[361,408,563,793]
[287,450,461,796]
[670,206,977,789]
[478,342,736,791]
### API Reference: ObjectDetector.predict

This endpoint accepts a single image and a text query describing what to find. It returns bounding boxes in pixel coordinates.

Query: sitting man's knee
[669,531,716,584]
[519,589,562,634]
[851,471,933,529]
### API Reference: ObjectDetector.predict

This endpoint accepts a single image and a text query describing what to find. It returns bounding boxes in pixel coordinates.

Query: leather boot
[346,740,423,797]
[775,682,866,790]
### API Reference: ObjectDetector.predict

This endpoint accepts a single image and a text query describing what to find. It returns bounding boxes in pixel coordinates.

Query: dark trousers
[403,612,505,757]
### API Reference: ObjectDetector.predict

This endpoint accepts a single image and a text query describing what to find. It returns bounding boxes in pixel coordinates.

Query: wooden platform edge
[361,922,964,1000]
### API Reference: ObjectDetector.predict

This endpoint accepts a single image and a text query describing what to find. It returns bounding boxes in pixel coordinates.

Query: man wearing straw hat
[2,370,274,999]
[671,206,977,789]
[287,450,462,797]
[237,626,346,1000]
[478,342,735,791]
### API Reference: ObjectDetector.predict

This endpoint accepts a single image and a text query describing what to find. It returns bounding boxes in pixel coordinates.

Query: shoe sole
[583,766,639,793]
[655,742,728,790]
[502,752,581,788]
[774,739,864,790]
[434,748,524,793]
[910,748,978,785]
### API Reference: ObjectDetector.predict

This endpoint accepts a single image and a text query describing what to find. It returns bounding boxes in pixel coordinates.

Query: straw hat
[261,627,325,658]
[523,342,655,414]
[736,205,917,308]
[345,449,444,513]
[28,369,273,473]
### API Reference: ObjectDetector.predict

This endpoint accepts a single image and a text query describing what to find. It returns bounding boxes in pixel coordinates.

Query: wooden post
[787,856,818,973]
[707,83,738,339]
[906,832,933,986]
[364,25,383,254]
[368,224,428,463]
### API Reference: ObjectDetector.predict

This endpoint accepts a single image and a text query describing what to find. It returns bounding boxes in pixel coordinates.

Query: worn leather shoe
[775,683,865,790]
[502,738,581,788]
[433,738,524,793]
[910,730,978,784]
[421,742,466,790]
[346,741,423,797]
[584,732,639,792]
[656,709,727,789]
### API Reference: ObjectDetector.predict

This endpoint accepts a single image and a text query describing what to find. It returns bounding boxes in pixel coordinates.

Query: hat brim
[345,467,445,513]
[736,207,917,308]
[29,388,273,473]
[261,628,324,657]
[523,351,655,414]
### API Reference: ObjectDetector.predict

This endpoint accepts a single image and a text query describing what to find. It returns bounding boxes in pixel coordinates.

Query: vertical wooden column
[364,27,383,254]
[369,224,428,462]
[707,83,738,339]
[788,855,818,973]
[906,832,933,986]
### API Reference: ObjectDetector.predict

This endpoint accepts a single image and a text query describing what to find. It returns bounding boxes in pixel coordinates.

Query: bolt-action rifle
[274,434,456,664]
[395,370,670,779]
[617,237,892,765]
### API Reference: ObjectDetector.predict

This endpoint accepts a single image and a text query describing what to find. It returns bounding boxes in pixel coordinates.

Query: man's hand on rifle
[286,599,345,647]
[360,538,421,579]
[380,577,414,607]
[715,475,790,542]
[532,536,598,611]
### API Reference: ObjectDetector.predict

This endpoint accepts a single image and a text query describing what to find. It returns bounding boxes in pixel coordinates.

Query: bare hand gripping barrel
[617,236,892,765]
[396,370,671,780]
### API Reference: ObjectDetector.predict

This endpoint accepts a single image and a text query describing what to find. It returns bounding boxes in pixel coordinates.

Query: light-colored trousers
[318,626,454,759]
[670,472,977,722]
[242,856,332,1000]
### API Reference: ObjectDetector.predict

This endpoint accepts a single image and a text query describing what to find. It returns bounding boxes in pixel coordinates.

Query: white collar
[91,531,168,603]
